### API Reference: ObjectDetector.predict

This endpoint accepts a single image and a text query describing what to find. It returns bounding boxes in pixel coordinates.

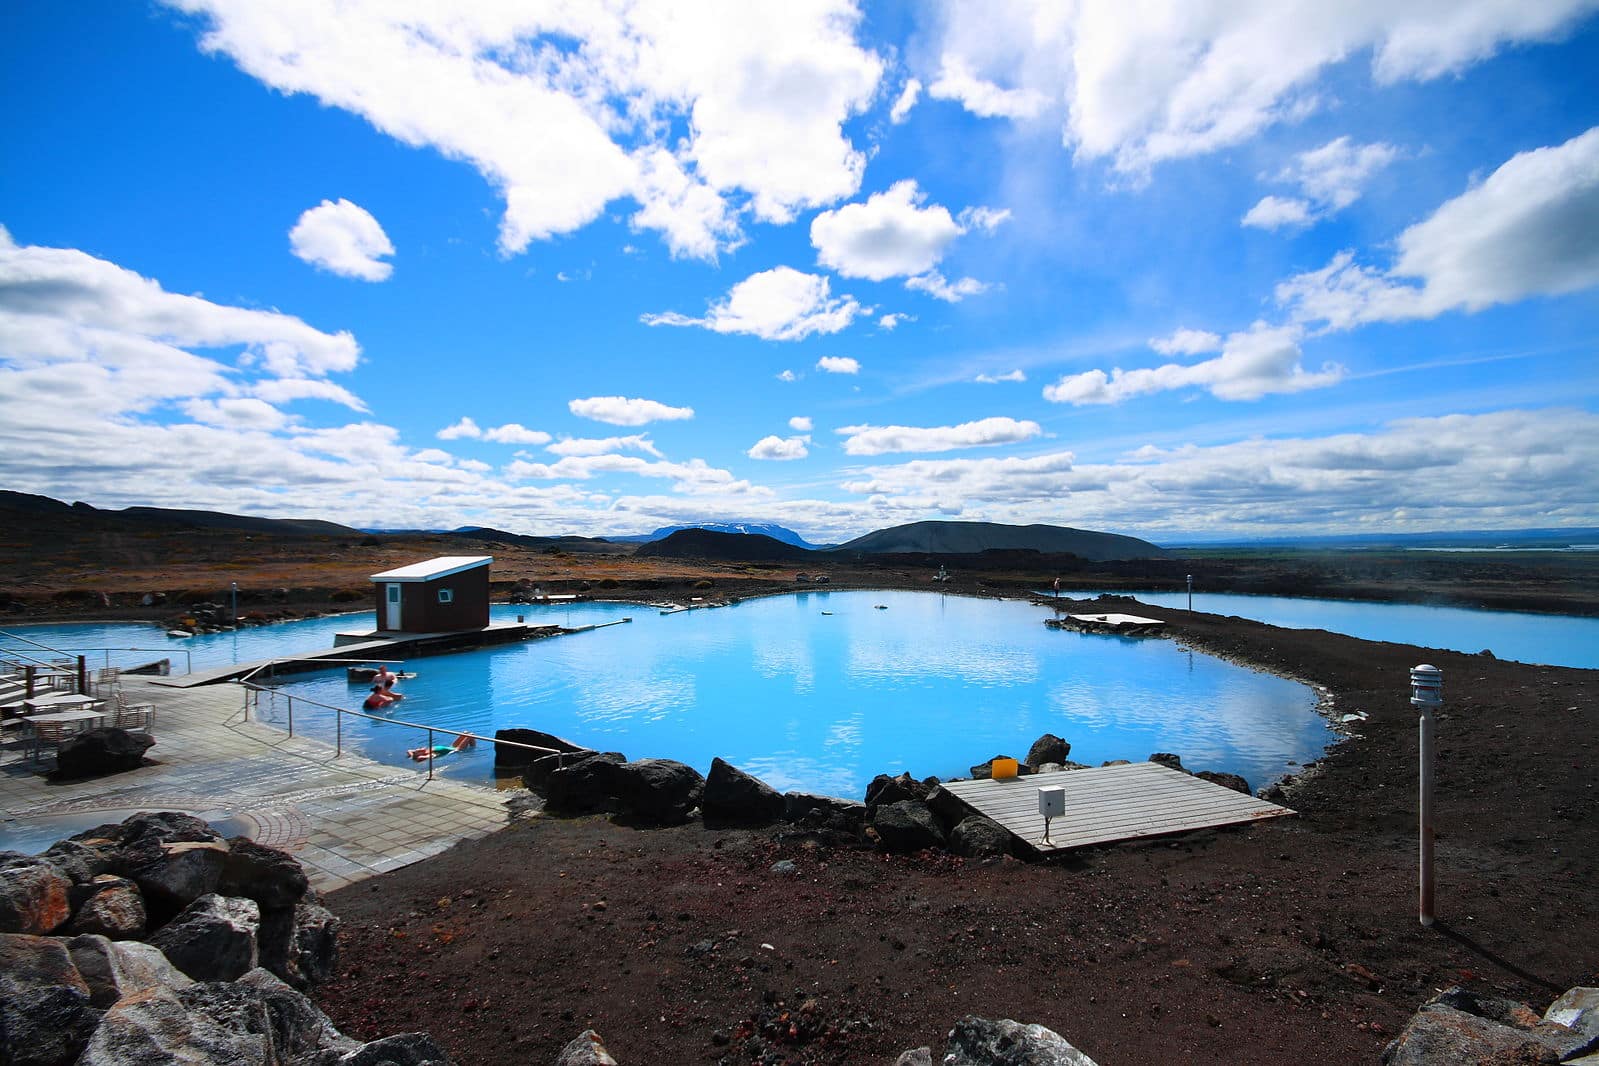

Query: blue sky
[2,1,1597,543]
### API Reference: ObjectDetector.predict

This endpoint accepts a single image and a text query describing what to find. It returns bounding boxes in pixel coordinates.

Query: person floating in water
[407,733,475,761]
[362,684,400,711]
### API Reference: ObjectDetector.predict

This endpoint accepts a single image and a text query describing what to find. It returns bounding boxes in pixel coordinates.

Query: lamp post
[231,582,238,628]
[1410,664,1442,927]
[1186,574,1192,612]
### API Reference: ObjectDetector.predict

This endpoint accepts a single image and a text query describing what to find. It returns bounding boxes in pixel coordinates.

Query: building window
[438,588,454,604]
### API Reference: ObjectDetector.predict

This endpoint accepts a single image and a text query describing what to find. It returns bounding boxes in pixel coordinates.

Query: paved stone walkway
[0,677,512,891]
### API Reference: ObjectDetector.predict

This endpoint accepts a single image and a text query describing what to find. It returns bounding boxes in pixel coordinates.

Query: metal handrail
[235,673,578,781]
[1,631,190,675]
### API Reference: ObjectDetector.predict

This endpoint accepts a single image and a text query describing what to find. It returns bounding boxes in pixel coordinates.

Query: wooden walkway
[939,761,1293,854]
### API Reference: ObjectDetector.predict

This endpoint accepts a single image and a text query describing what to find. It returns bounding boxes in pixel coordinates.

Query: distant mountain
[634,528,813,562]
[440,526,625,554]
[0,491,359,537]
[1172,527,1599,550]
[609,522,818,548]
[834,520,1167,561]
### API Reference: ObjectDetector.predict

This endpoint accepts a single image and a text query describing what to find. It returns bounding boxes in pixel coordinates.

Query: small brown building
[370,556,492,633]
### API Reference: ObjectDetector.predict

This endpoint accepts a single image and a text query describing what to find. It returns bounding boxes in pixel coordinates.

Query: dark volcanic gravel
[316,605,1598,1065]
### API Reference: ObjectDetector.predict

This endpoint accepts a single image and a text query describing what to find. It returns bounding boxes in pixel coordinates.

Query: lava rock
[66,934,191,1008]
[1195,771,1251,795]
[968,756,1036,780]
[1545,986,1599,1044]
[147,893,260,982]
[543,752,630,813]
[615,758,705,825]
[1149,753,1189,773]
[40,839,116,885]
[1024,733,1070,768]
[702,757,786,825]
[54,728,154,779]
[238,967,359,1061]
[894,1049,934,1066]
[783,791,866,830]
[554,1028,619,1064]
[0,853,73,934]
[945,1016,1100,1065]
[871,800,947,853]
[218,837,309,910]
[78,985,261,1066]
[864,772,929,812]
[338,1031,454,1064]
[493,726,587,772]
[948,815,1014,859]
[0,933,102,1066]
[258,897,340,989]
[109,814,229,923]
[65,875,147,939]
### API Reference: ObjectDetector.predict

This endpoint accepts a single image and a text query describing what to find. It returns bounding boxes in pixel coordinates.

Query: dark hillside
[634,528,812,562]
[836,520,1166,561]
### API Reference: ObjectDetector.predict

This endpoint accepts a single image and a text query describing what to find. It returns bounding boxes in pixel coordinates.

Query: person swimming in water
[362,685,395,711]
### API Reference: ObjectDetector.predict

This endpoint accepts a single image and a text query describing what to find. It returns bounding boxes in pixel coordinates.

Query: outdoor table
[22,692,105,713]
[24,706,110,762]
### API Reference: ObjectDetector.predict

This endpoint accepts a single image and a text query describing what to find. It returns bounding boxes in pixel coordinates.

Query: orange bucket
[990,757,1019,780]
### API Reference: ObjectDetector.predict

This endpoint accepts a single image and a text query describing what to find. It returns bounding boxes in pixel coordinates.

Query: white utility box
[1037,786,1066,817]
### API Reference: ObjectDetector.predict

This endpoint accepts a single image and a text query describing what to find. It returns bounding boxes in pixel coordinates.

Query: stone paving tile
[0,677,512,891]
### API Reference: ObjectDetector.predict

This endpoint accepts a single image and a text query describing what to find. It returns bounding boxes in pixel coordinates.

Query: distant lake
[1055,590,1599,670]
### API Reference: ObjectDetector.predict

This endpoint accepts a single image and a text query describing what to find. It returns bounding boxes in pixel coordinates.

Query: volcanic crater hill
[632,527,813,562]
[835,520,1168,561]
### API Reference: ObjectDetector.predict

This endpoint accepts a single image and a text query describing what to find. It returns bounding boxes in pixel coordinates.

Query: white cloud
[642,267,863,341]
[777,369,798,382]
[1279,126,1599,330]
[816,355,860,374]
[878,312,911,330]
[837,416,1042,455]
[568,395,695,426]
[546,434,662,458]
[436,417,481,440]
[906,271,989,302]
[928,56,1049,119]
[170,2,884,259]
[974,369,1026,383]
[1245,137,1400,229]
[482,422,551,445]
[250,377,368,412]
[890,78,922,123]
[957,205,1012,233]
[811,180,961,280]
[788,416,813,432]
[924,2,1598,174]
[1043,323,1343,404]
[182,397,291,431]
[1241,195,1315,231]
[748,435,810,460]
[1149,328,1223,356]
[288,198,395,281]
[505,453,750,495]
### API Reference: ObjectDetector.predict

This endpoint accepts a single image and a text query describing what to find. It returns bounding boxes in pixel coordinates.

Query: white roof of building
[369,556,492,583]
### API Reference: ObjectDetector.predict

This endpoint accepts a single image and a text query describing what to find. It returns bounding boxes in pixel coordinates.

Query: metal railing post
[77,655,87,695]
[427,727,435,781]
[336,709,342,757]
[287,695,294,738]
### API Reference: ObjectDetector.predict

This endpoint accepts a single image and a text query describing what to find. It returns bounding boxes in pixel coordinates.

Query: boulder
[871,800,947,854]
[702,758,785,825]
[78,985,266,1066]
[543,752,630,813]
[54,728,154,779]
[944,1016,1099,1065]
[493,727,586,771]
[783,792,866,831]
[148,893,260,982]
[968,757,1035,780]
[554,1028,619,1065]
[219,837,309,910]
[66,875,147,939]
[894,1049,934,1066]
[864,772,929,812]
[67,934,190,1008]
[1195,771,1251,795]
[111,816,230,922]
[0,933,102,1066]
[337,1031,454,1065]
[948,816,1013,859]
[41,839,116,885]
[924,785,972,833]
[615,759,705,825]
[1546,987,1599,1044]
[1381,987,1599,1065]
[259,897,340,989]
[1024,733,1070,768]
[1149,753,1189,774]
[0,853,73,934]
[237,967,359,1061]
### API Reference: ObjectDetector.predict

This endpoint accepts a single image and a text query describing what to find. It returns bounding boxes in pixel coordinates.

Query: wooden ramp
[939,761,1293,854]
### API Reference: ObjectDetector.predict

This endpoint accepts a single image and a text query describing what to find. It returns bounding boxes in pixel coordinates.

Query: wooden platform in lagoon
[938,762,1293,855]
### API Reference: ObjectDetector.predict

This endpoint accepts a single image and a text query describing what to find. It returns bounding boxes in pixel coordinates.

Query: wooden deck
[939,761,1293,854]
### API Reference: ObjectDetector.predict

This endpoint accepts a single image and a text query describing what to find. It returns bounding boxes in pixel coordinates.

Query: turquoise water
[1055,590,1599,669]
[245,591,1328,797]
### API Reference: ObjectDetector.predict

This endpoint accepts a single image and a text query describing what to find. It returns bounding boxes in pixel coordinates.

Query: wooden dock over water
[939,762,1293,854]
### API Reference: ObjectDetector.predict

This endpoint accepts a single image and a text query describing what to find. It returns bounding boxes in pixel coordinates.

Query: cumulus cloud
[811,181,1008,294]
[905,271,989,302]
[1043,323,1342,404]
[974,369,1026,383]
[748,434,810,460]
[789,416,813,432]
[777,369,798,382]
[288,198,395,280]
[816,355,860,374]
[482,422,551,445]
[878,312,912,330]
[1149,328,1222,356]
[1279,125,1599,330]
[924,2,1597,174]
[250,377,368,412]
[546,434,662,458]
[642,267,863,341]
[837,416,1041,455]
[568,395,695,426]
[889,78,922,123]
[436,417,482,440]
[169,1,884,259]
[505,453,750,495]
[1245,137,1400,229]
